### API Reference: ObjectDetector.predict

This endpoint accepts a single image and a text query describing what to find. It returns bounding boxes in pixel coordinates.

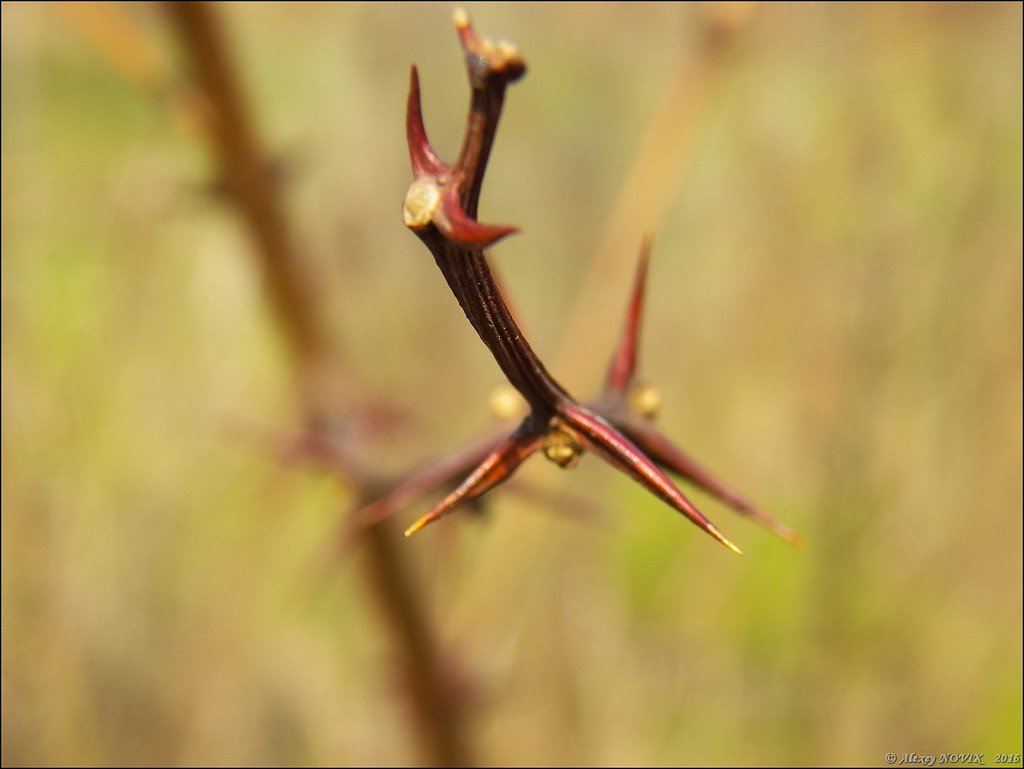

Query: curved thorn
[434,184,518,249]
[559,403,742,555]
[351,430,505,531]
[405,421,542,537]
[619,419,804,546]
[406,66,447,177]
[605,236,653,394]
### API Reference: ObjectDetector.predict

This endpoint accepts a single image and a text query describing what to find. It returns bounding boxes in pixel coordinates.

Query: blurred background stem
[167,3,472,765]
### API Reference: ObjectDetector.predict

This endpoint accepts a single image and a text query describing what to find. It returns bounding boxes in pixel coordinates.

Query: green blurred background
[2,2,1021,765]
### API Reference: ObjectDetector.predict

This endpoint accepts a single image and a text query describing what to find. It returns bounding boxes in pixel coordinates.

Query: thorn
[349,430,502,532]
[434,184,518,248]
[406,66,447,177]
[404,516,431,538]
[405,422,542,536]
[621,419,803,547]
[707,524,744,555]
[605,236,653,394]
[559,402,742,554]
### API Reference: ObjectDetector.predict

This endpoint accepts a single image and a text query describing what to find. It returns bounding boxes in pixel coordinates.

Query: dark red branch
[401,12,747,554]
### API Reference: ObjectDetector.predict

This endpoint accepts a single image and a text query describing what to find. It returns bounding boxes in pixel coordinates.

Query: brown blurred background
[2,2,1021,766]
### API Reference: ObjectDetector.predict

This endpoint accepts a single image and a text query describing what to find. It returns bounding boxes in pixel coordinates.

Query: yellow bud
[543,421,583,469]
[631,383,662,420]
[488,384,526,420]
[403,179,441,229]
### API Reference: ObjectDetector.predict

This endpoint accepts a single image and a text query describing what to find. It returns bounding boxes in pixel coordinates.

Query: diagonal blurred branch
[166,3,472,765]
[555,4,755,378]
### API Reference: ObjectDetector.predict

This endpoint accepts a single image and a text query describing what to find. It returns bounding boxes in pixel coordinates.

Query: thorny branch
[398,11,799,551]
[165,3,796,762]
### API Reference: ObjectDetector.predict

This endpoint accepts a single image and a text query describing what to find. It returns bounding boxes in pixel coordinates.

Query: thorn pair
[405,66,517,249]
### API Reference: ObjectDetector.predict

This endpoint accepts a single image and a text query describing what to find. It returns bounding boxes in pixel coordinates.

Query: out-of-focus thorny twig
[167,4,473,765]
